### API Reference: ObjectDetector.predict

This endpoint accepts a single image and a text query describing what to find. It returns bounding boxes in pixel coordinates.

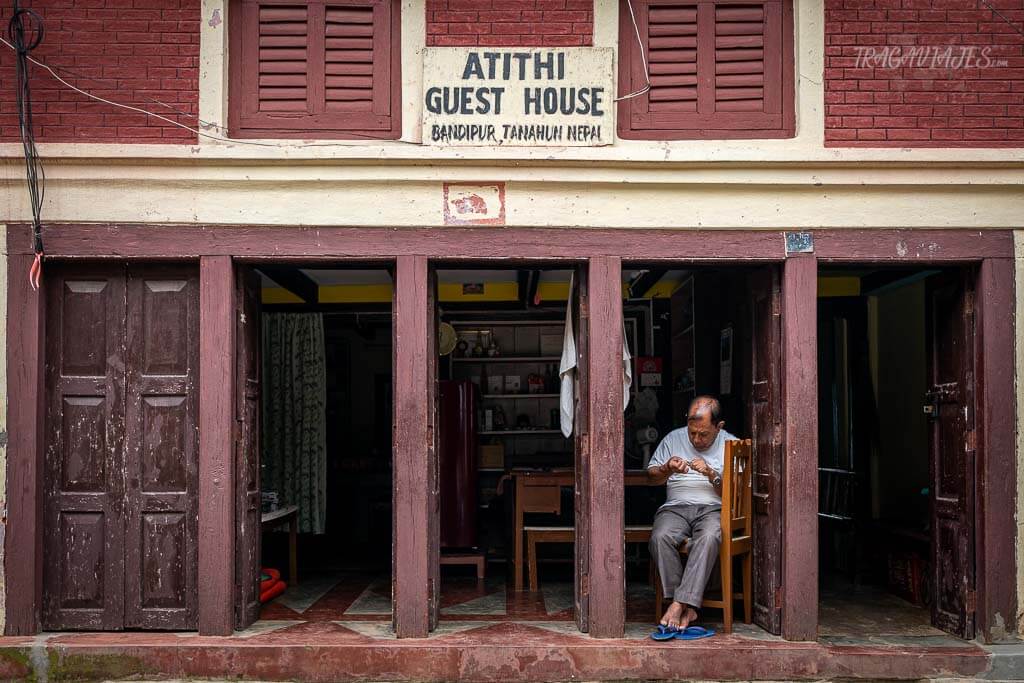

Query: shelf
[479,468,505,473]
[479,429,564,436]
[453,356,560,363]
[483,393,559,399]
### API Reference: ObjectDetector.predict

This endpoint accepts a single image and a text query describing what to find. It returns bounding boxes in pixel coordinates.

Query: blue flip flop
[675,625,716,640]
[650,624,680,641]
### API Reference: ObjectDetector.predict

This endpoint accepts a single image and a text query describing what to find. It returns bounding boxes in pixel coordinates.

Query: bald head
[686,395,724,452]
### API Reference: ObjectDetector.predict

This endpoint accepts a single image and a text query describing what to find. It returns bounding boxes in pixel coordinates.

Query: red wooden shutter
[618,0,794,139]
[229,0,400,139]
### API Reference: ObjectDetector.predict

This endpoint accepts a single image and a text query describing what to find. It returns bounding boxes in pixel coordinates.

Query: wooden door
[44,263,200,631]
[572,266,591,632]
[926,270,976,639]
[235,266,263,628]
[123,265,199,629]
[427,267,441,631]
[43,266,128,630]
[748,267,783,635]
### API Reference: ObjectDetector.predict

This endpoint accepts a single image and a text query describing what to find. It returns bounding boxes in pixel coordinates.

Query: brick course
[0,0,199,144]
[426,0,593,47]
[825,0,1024,147]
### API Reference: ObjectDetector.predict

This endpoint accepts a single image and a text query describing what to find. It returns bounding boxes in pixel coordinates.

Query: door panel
[44,267,127,630]
[927,270,976,639]
[749,267,783,635]
[124,266,199,630]
[235,266,263,628]
[573,266,590,633]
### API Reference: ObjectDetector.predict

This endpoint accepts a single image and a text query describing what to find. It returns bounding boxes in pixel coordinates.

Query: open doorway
[430,264,585,626]
[237,265,396,629]
[619,264,783,636]
[816,266,977,642]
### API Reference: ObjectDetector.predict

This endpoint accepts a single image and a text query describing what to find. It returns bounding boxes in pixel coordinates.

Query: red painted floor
[0,572,992,681]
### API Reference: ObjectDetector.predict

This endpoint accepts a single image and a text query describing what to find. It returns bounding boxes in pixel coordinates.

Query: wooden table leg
[513,480,523,591]
[289,514,298,586]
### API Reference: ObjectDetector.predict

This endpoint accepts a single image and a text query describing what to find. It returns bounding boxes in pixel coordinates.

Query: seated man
[647,395,735,630]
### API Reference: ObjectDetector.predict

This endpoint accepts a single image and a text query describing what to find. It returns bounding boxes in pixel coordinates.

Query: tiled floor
[260,571,631,622]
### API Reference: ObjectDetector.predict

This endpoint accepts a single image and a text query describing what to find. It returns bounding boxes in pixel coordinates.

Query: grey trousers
[649,504,722,608]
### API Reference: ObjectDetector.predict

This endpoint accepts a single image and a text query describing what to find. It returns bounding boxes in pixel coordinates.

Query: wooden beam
[4,254,45,635]
[976,257,1017,642]
[781,254,818,642]
[258,266,319,304]
[585,256,625,638]
[198,256,236,636]
[7,224,1014,263]
[392,255,431,638]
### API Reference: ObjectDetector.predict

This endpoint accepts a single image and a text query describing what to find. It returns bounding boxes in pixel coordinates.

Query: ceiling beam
[258,266,320,304]
[860,269,939,296]
[628,269,667,298]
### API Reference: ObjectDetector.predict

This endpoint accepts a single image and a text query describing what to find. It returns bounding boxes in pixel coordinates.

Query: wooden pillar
[4,254,45,635]
[976,257,1017,642]
[392,255,431,638]
[585,256,625,638]
[198,255,236,635]
[781,254,817,642]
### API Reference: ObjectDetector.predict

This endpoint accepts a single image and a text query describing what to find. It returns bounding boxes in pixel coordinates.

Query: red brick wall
[825,0,1024,147]
[0,0,199,144]
[426,0,593,47]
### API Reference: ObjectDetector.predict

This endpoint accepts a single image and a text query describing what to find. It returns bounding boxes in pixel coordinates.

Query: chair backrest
[722,439,753,540]
[519,481,563,515]
[818,467,857,521]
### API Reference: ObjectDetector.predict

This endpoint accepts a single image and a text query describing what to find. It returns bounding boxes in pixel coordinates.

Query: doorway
[816,266,977,641]
[618,264,785,635]
[236,264,396,630]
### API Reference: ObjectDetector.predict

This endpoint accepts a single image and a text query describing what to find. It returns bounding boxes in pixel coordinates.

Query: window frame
[616,0,795,140]
[227,0,402,140]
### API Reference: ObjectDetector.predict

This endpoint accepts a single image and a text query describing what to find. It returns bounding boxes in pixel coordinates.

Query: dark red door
[926,270,976,640]
[235,266,263,628]
[44,263,200,631]
[749,267,783,635]
[43,266,128,630]
[123,265,199,630]
[573,265,591,633]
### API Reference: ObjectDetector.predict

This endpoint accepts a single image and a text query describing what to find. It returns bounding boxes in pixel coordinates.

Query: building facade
[0,0,1022,678]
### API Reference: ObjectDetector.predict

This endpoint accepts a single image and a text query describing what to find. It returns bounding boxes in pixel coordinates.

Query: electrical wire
[7,0,45,289]
[614,0,652,101]
[0,35,422,146]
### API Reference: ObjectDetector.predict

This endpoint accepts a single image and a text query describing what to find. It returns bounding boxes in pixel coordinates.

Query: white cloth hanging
[559,274,633,438]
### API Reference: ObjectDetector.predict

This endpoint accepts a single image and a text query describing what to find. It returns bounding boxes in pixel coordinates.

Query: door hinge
[965,429,976,452]
[774,587,783,609]
[771,289,781,316]
[582,574,590,596]
[772,424,783,445]
[965,589,976,615]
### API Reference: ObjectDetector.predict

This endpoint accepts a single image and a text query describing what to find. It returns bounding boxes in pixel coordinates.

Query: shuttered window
[229,0,400,139]
[617,0,794,139]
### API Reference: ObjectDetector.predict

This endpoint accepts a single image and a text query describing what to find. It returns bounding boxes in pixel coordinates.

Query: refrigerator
[439,379,479,549]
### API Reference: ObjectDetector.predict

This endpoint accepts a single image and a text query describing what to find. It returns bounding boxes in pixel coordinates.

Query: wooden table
[510,469,652,591]
[262,505,299,586]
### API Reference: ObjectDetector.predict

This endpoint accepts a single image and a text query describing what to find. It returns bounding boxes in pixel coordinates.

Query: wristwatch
[710,470,722,487]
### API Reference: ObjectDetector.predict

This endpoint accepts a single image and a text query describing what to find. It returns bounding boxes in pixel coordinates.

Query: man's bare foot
[659,601,685,629]
[679,606,699,629]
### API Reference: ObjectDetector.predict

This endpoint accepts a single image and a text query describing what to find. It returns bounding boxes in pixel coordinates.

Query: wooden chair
[653,438,753,633]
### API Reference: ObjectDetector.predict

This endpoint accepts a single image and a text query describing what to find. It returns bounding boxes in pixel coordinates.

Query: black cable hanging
[7,0,45,289]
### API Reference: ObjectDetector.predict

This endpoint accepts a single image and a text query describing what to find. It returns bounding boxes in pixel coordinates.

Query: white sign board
[422,47,614,147]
